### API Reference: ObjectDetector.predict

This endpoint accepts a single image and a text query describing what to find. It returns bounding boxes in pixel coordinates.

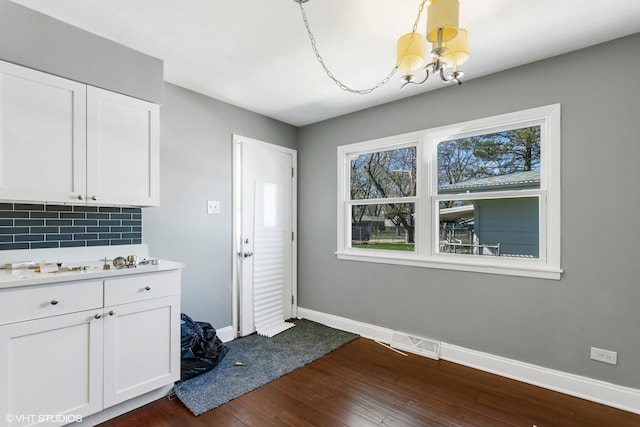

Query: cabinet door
[0,60,87,204]
[86,86,159,206]
[103,295,180,408]
[0,310,103,426]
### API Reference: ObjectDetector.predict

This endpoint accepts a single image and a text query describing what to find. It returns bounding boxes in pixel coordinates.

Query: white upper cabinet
[86,87,159,206]
[0,60,87,203]
[0,60,159,207]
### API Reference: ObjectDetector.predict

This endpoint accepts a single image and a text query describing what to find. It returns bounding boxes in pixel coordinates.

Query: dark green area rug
[174,319,358,416]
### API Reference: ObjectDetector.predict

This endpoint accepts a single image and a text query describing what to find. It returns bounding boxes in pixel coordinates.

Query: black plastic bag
[180,313,227,381]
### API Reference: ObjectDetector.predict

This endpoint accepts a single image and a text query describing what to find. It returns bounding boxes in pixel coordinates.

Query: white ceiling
[11,0,640,126]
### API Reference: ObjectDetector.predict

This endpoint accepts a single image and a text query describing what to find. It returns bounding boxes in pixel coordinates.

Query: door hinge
[292,167,295,178]
[292,231,294,241]
[291,295,295,305]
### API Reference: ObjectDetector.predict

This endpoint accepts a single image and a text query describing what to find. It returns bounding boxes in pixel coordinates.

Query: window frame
[336,104,562,280]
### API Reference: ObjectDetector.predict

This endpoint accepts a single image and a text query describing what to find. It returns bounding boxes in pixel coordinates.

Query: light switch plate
[207,200,220,215]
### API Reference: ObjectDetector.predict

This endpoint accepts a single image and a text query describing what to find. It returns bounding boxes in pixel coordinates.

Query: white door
[233,135,297,337]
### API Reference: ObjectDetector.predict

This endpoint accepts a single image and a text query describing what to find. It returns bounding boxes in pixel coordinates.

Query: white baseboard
[297,307,640,415]
[216,325,236,342]
[78,385,173,426]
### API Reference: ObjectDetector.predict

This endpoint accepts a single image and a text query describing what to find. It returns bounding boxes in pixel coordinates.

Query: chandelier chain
[402,0,429,63]
[296,1,430,95]
[412,1,429,35]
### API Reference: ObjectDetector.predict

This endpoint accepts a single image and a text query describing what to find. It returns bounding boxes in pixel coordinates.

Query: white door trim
[232,134,297,338]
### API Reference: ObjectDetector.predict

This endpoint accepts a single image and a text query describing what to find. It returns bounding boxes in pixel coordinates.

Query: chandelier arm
[417,64,434,85]
[400,64,433,89]
[296,1,398,95]
[401,73,429,89]
[439,67,463,85]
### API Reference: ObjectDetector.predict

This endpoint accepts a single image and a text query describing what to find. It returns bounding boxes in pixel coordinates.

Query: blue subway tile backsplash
[0,203,142,250]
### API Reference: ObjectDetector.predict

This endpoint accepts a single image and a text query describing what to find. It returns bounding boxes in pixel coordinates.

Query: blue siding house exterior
[439,171,540,257]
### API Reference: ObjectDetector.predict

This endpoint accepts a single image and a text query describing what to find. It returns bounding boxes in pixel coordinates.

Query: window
[350,146,416,252]
[436,126,541,258]
[337,104,561,279]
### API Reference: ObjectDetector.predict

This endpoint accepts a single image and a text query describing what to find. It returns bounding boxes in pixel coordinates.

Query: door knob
[243,252,254,258]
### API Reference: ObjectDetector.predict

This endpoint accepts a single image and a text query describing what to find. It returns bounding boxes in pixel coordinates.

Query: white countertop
[0,244,151,265]
[0,259,184,290]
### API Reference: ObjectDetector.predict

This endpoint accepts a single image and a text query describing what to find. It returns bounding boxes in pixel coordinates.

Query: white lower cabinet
[103,295,180,408]
[0,310,104,426]
[0,270,180,426]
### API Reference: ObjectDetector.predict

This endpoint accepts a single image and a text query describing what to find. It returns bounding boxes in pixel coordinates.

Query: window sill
[335,250,562,280]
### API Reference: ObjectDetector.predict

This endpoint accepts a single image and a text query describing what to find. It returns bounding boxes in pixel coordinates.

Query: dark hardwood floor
[99,338,640,426]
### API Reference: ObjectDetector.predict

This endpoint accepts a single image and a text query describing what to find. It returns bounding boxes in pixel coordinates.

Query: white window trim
[336,104,562,280]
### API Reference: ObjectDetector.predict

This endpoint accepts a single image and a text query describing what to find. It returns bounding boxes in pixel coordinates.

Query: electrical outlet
[590,347,617,365]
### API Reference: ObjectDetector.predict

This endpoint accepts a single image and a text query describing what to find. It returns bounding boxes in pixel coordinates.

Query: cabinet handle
[94,313,102,319]
[76,195,84,200]
[50,299,59,305]
[108,310,115,316]
[144,286,151,291]
[91,196,98,201]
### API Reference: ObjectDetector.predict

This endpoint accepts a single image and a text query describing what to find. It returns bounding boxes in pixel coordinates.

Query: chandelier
[293,0,469,94]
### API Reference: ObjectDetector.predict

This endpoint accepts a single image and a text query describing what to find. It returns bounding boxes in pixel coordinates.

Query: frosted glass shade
[426,0,459,43]
[397,33,425,74]
[441,28,468,68]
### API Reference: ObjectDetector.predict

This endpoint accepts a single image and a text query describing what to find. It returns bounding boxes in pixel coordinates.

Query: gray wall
[0,0,163,103]
[297,33,640,389]
[143,83,297,328]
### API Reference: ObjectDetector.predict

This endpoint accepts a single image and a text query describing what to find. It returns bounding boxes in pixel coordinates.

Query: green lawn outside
[352,243,415,251]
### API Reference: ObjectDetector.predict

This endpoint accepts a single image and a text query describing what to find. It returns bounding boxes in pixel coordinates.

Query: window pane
[438,197,539,258]
[438,126,541,194]
[351,147,416,200]
[351,203,415,251]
